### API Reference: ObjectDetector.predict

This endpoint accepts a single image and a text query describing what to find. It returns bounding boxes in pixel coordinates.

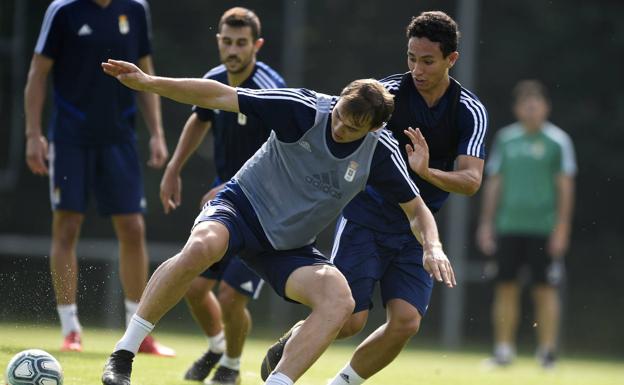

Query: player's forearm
[402,197,441,249]
[167,118,210,173]
[24,69,48,138]
[555,174,575,231]
[145,76,239,113]
[137,91,164,138]
[478,176,501,226]
[420,167,482,196]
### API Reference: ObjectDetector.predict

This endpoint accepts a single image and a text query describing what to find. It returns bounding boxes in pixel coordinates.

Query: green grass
[0,323,621,385]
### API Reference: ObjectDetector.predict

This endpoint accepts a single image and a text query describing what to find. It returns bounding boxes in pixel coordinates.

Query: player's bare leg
[51,210,84,351]
[329,299,421,384]
[206,282,251,384]
[266,265,354,384]
[336,310,369,339]
[491,281,520,364]
[102,221,229,385]
[533,284,560,367]
[184,277,224,381]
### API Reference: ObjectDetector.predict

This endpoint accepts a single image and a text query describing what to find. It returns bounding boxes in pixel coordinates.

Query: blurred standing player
[159,7,285,384]
[100,57,455,385]
[24,0,174,356]
[477,80,576,368]
[259,11,486,384]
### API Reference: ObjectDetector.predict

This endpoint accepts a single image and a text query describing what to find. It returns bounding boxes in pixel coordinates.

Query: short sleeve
[135,0,152,58]
[236,88,317,142]
[457,91,488,159]
[34,2,66,59]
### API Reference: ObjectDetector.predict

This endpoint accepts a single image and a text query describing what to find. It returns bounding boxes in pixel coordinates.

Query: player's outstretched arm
[400,196,456,288]
[101,59,239,112]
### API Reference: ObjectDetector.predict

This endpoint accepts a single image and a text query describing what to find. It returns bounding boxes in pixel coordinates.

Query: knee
[319,275,355,323]
[388,313,422,338]
[114,216,146,244]
[338,313,366,339]
[180,235,225,273]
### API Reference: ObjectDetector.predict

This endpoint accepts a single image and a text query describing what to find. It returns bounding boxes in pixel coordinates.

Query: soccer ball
[4,349,63,385]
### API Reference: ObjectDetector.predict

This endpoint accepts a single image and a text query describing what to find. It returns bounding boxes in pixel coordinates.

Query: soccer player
[260,11,487,384]
[24,0,173,356]
[100,59,455,385]
[159,7,285,384]
[477,80,576,368]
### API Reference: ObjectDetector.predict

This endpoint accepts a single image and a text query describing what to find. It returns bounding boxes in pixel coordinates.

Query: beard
[223,55,253,74]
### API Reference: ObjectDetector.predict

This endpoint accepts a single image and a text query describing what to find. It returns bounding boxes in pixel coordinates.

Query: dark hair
[512,80,550,105]
[406,11,459,57]
[339,79,395,129]
[218,7,261,40]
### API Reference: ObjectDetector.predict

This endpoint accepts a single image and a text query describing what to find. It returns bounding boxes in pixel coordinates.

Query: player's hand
[199,183,226,208]
[476,222,497,256]
[101,59,150,91]
[160,165,181,214]
[422,244,456,288]
[148,134,169,169]
[404,127,430,179]
[548,223,570,259]
[25,135,49,175]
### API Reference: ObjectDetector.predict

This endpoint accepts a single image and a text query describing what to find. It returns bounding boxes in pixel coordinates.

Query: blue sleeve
[135,0,152,58]
[458,90,488,158]
[236,88,317,143]
[367,131,420,204]
[34,2,66,59]
[378,73,405,96]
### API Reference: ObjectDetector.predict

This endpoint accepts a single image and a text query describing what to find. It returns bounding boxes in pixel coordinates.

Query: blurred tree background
[0,0,622,357]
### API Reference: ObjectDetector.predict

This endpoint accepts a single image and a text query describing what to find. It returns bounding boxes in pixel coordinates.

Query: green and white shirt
[486,121,576,235]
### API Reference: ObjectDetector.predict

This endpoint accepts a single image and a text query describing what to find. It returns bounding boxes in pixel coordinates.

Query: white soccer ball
[4,349,63,385]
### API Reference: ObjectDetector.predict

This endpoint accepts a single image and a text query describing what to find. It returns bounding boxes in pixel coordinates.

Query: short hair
[406,11,460,57]
[218,7,261,40]
[339,79,395,129]
[512,80,550,104]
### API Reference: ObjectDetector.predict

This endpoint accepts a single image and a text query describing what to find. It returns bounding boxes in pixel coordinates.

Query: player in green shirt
[477,80,576,368]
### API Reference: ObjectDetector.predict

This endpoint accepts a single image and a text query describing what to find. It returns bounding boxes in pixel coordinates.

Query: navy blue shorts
[200,255,265,299]
[330,217,433,316]
[48,141,144,215]
[193,198,330,301]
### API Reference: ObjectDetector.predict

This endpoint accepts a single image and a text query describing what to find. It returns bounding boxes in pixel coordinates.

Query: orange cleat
[138,335,175,357]
[60,331,83,352]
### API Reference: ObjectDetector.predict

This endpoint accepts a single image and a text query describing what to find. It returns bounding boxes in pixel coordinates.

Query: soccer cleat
[183,349,223,381]
[260,320,304,381]
[60,330,82,352]
[207,366,241,385]
[538,350,557,369]
[137,335,176,357]
[101,350,134,385]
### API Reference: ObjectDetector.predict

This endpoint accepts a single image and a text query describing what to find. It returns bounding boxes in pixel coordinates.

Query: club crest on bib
[118,15,129,34]
[344,161,359,182]
[238,113,247,125]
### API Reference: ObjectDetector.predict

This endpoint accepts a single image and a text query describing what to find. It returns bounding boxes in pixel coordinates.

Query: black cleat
[260,320,304,381]
[183,349,223,381]
[206,366,241,385]
[539,350,557,369]
[102,350,134,385]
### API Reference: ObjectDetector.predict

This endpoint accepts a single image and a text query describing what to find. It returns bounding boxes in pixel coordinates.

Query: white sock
[219,354,240,370]
[265,372,293,385]
[208,330,226,353]
[124,299,139,327]
[495,342,515,360]
[57,304,81,336]
[328,364,365,385]
[114,314,154,355]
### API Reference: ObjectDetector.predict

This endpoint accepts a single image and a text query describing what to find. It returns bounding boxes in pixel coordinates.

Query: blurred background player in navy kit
[100,55,455,385]
[258,11,487,385]
[24,0,173,356]
[159,7,285,384]
[477,80,576,368]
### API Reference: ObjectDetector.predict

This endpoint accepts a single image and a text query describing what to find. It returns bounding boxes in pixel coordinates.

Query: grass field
[0,323,621,385]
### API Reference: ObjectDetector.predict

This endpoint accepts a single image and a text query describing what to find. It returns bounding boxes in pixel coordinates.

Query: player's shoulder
[253,62,286,88]
[238,87,318,110]
[202,65,227,81]
[378,73,408,93]
[44,0,80,17]
[496,122,525,143]
[375,128,402,156]
[542,122,574,147]
[456,82,487,115]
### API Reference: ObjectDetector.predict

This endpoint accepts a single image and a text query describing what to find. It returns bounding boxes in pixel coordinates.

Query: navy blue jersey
[192,62,285,181]
[343,73,488,233]
[218,87,420,237]
[35,0,152,145]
